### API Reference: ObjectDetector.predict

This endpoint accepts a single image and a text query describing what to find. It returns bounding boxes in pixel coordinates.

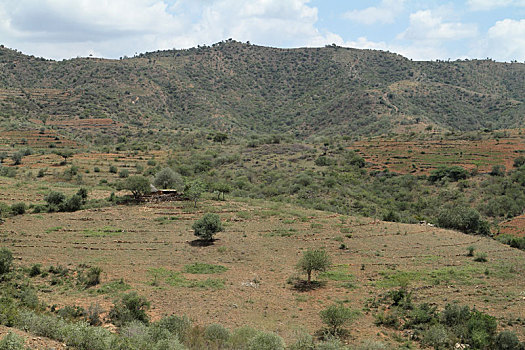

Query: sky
[0,0,524,62]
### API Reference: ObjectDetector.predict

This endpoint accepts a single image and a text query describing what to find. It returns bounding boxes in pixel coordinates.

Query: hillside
[0,41,524,138]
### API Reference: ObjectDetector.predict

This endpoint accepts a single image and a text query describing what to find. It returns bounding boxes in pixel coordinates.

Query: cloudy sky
[0,0,524,61]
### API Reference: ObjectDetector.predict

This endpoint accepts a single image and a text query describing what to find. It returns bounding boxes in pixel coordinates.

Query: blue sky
[0,0,523,61]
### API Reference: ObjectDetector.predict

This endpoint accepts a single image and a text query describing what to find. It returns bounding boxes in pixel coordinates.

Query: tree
[154,167,184,190]
[320,304,357,336]
[11,151,23,165]
[513,156,525,168]
[297,249,331,283]
[187,179,205,207]
[54,149,74,164]
[192,213,223,241]
[45,191,66,206]
[123,176,151,200]
[211,182,231,200]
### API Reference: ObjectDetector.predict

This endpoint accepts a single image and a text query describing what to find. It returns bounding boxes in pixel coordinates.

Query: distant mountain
[0,40,523,138]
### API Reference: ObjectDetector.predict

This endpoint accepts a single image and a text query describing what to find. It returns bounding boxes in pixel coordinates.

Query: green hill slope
[0,40,523,137]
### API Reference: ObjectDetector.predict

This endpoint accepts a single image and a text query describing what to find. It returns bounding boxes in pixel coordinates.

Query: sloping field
[500,214,525,238]
[1,199,524,343]
[354,132,525,174]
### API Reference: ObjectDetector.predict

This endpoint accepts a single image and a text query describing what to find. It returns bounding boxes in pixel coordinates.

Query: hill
[0,40,524,139]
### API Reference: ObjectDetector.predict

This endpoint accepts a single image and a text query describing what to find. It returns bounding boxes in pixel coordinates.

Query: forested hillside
[0,40,523,138]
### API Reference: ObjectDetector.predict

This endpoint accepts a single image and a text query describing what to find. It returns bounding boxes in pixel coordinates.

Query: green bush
[192,213,223,241]
[429,166,468,182]
[247,332,285,350]
[437,206,489,235]
[29,264,41,277]
[155,315,191,342]
[118,169,129,178]
[204,324,230,347]
[0,248,13,275]
[0,332,26,350]
[154,167,184,190]
[10,203,26,216]
[422,324,450,350]
[109,165,118,173]
[62,194,83,212]
[45,191,66,206]
[297,249,331,283]
[494,331,522,350]
[320,304,358,336]
[79,267,102,287]
[109,291,150,327]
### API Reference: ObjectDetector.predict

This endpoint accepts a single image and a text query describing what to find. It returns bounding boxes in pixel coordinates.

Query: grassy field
[2,197,524,345]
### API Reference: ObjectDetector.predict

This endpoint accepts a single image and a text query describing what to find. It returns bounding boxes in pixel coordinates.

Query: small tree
[213,132,228,143]
[45,191,66,206]
[320,304,357,336]
[54,149,74,164]
[11,152,23,165]
[192,213,223,241]
[154,167,184,190]
[187,179,205,207]
[211,182,231,200]
[123,176,151,200]
[297,249,331,283]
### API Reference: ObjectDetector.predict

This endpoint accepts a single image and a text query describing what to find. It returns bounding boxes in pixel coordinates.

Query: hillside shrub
[429,166,468,183]
[45,191,66,206]
[437,206,490,235]
[10,203,26,216]
[247,332,285,350]
[0,248,13,275]
[493,331,522,350]
[0,332,26,350]
[109,291,150,327]
[320,304,358,336]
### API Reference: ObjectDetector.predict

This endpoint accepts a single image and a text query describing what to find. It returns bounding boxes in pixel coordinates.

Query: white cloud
[467,0,525,11]
[0,0,338,59]
[399,10,478,42]
[475,19,525,61]
[343,0,406,25]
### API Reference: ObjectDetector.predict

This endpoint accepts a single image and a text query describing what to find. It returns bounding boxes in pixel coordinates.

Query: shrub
[45,191,66,206]
[467,246,475,256]
[62,194,83,212]
[155,315,191,342]
[423,324,450,350]
[429,166,468,182]
[10,203,26,215]
[229,326,258,349]
[490,165,506,176]
[109,165,118,173]
[192,213,223,241]
[79,267,102,287]
[0,332,26,350]
[108,291,150,327]
[154,168,184,190]
[474,252,488,262]
[320,304,358,336]
[93,167,100,173]
[119,169,129,178]
[513,156,525,168]
[0,248,13,275]
[494,331,522,350]
[437,206,489,235]
[297,249,331,283]
[247,332,285,350]
[29,264,41,277]
[204,324,230,347]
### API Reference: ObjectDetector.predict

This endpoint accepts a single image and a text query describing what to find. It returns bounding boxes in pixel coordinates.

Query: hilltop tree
[297,249,331,283]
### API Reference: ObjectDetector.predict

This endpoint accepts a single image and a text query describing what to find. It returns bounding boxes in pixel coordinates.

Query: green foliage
[0,332,26,350]
[493,331,523,350]
[192,213,223,241]
[109,291,150,327]
[513,156,525,168]
[29,264,41,277]
[62,194,83,212]
[437,206,490,235]
[109,165,118,173]
[297,249,331,283]
[78,267,102,287]
[183,263,227,274]
[118,169,129,178]
[495,235,525,250]
[10,203,26,215]
[0,248,13,275]
[320,304,359,336]
[429,166,468,183]
[154,167,184,190]
[45,191,66,206]
[122,175,151,199]
[186,179,205,207]
[204,324,230,347]
[247,332,285,350]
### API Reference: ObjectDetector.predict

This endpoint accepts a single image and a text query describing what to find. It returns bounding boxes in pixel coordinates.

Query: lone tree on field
[297,249,331,284]
[192,213,223,241]
[211,182,231,200]
[123,175,151,200]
